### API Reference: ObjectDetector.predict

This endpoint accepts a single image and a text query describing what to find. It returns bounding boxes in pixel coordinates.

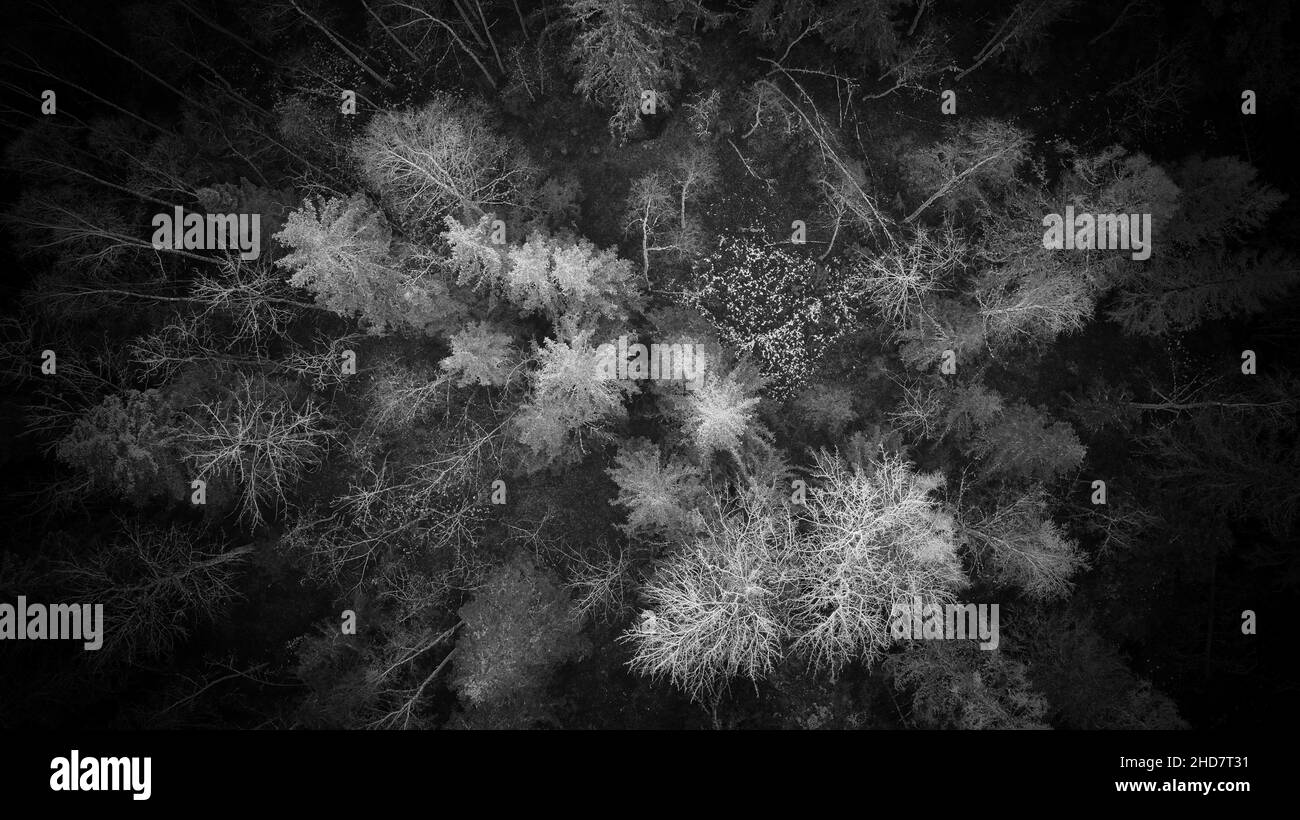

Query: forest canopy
[0,0,1294,731]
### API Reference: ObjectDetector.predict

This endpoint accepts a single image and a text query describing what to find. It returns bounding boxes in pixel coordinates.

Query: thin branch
[290,0,394,89]
[363,0,419,63]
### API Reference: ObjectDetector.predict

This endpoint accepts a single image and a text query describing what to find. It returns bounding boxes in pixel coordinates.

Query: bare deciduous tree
[623,488,791,703]
[55,521,253,664]
[852,222,967,330]
[787,450,966,673]
[353,96,535,227]
[183,374,332,529]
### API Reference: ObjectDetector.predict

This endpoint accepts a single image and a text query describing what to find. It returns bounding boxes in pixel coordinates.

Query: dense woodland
[0,0,1295,730]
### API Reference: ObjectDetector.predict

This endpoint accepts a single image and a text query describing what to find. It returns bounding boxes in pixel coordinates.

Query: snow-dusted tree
[182,374,332,529]
[787,449,967,673]
[977,144,1178,298]
[353,95,535,228]
[607,437,705,539]
[941,146,1174,346]
[678,364,763,461]
[442,213,505,291]
[512,327,635,470]
[962,488,1087,600]
[275,194,464,336]
[443,215,642,322]
[548,231,642,321]
[273,192,384,275]
[623,488,792,702]
[623,449,973,696]
[439,321,518,388]
[566,0,696,133]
